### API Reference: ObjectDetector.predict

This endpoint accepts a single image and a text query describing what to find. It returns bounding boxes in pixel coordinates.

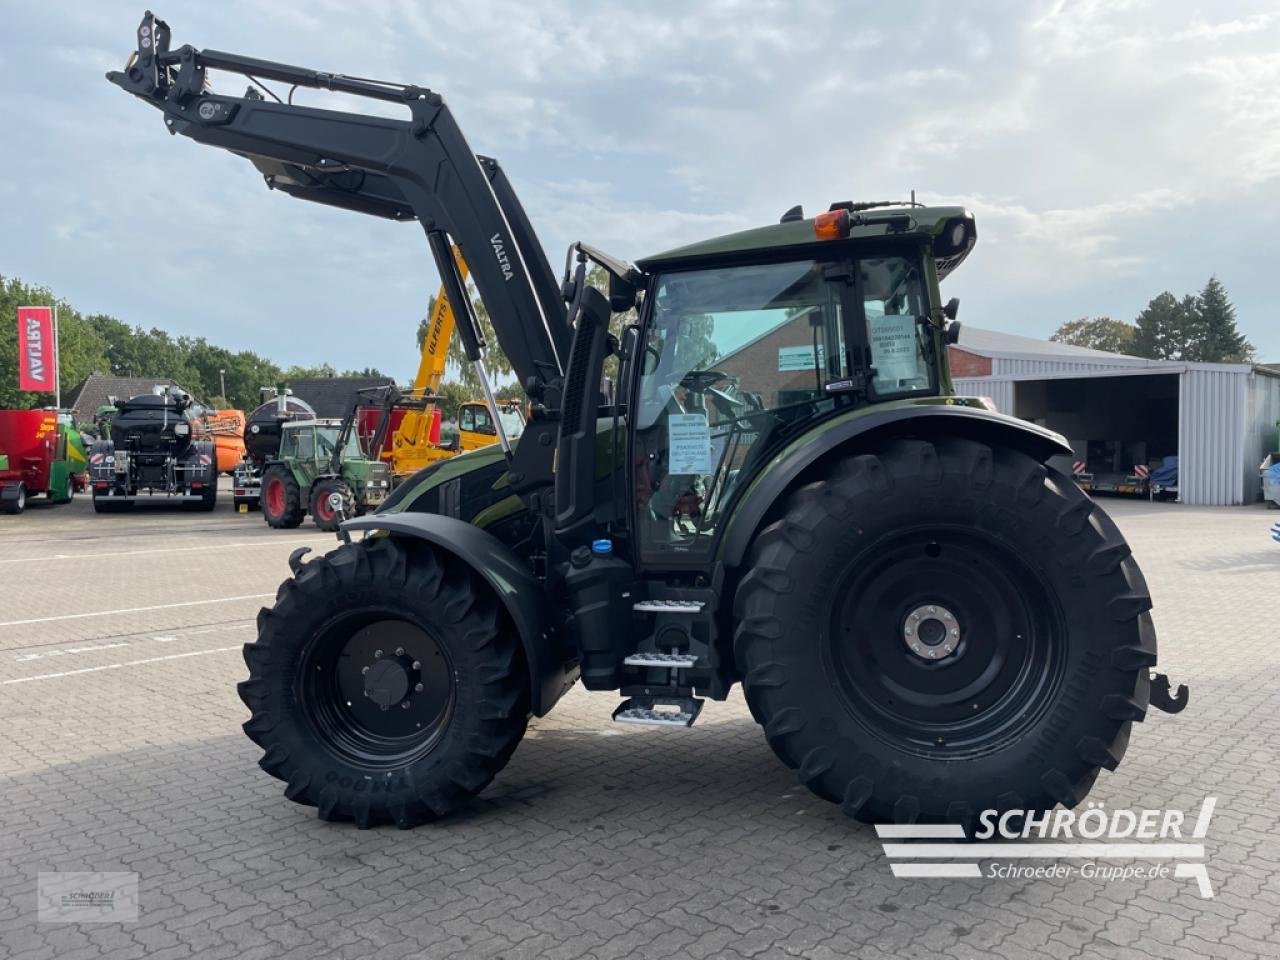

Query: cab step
[612,696,704,727]
[623,652,699,669]
[633,599,705,613]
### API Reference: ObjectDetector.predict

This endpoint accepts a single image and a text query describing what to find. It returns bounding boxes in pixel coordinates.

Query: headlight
[174,423,190,436]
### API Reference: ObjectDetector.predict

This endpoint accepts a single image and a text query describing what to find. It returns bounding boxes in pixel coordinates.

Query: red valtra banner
[17,306,55,392]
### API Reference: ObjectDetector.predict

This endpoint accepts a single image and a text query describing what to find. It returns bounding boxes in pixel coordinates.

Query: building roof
[285,376,396,419]
[64,373,180,423]
[954,326,1278,379]
[955,326,1146,362]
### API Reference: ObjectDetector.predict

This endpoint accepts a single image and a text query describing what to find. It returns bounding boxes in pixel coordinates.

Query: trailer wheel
[3,484,25,515]
[51,477,74,503]
[310,478,353,532]
[239,537,529,828]
[261,466,303,529]
[734,437,1155,827]
[193,466,219,512]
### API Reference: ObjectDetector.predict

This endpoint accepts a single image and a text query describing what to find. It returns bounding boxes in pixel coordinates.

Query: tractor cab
[279,419,362,465]
[456,400,525,452]
[627,205,972,565]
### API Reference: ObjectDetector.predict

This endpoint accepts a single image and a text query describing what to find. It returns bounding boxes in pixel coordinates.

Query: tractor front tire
[310,478,353,532]
[261,466,303,529]
[238,536,529,828]
[734,437,1155,827]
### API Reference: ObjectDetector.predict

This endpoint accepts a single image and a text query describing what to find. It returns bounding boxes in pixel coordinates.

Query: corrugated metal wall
[1178,369,1247,505]
[953,377,1015,414]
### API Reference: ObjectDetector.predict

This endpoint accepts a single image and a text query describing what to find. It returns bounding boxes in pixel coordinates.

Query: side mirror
[618,323,639,361]
[609,273,637,312]
[943,297,960,320]
[945,320,963,345]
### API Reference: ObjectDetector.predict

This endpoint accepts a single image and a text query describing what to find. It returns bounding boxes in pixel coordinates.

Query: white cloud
[3,0,1280,373]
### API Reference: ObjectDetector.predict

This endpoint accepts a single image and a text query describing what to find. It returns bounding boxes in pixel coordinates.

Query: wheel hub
[902,604,960,660]
[363,658,411,707]
[301,618,454,768]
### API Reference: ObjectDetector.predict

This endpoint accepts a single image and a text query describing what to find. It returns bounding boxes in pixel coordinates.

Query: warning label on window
[668,413,712,475]
[869,315,918,381]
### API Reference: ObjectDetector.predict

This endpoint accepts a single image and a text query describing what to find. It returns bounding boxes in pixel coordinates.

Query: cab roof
[636,204,974,277]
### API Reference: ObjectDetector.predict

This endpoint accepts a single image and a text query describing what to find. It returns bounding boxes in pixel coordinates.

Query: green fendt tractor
[259,410,391,532]
[110,13,1188,830]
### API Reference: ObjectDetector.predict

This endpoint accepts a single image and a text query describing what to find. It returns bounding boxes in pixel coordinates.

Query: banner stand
[53,305,61,411]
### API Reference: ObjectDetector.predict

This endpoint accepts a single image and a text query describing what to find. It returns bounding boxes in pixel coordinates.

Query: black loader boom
[107,11,567,398]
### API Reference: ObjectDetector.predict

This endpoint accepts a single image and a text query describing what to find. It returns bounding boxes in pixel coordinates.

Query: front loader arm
[107,12,568,393]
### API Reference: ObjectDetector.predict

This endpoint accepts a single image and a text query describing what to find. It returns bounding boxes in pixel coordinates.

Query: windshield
[498,408,525,439]
[316,425,364,460]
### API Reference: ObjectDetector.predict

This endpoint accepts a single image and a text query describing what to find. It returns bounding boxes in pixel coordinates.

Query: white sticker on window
[778,345,825,372]
[668,413,712,475]
[869,314,919,382]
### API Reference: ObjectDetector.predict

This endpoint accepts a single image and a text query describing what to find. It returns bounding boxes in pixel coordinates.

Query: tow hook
[287,546,312,575]
[1150,673,1189,714]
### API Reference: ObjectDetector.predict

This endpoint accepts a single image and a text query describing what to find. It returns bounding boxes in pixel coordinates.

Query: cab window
[861,256,934,398]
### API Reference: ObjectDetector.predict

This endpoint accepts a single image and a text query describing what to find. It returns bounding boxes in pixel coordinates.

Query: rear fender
[341,512,573,717]
[719,404,1071,568]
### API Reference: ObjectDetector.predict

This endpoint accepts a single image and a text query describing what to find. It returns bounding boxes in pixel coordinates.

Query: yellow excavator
[385,250,524,477]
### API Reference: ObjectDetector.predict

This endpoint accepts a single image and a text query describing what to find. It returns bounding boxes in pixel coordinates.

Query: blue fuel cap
[591,539,613,556]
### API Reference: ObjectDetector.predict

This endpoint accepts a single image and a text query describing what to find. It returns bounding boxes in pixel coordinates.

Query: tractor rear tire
[238,537,529,828]
[310,478,353,532]
[261,466,303,529]
[734,437,1155,827]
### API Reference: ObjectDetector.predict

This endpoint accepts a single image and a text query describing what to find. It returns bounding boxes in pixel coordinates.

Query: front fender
[341,513,574,717]
[719,403,1071,568]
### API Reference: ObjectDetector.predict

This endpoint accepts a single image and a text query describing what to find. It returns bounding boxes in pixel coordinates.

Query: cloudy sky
[2,0,1278,379]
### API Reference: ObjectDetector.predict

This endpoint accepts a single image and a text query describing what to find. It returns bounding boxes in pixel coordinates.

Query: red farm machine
[0,409,88,515]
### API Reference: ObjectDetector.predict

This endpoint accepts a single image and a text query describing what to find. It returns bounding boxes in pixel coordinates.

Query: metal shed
[950,327,1280,505]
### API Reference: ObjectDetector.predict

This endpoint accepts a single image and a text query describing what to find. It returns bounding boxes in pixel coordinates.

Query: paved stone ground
[1,486,1278,959]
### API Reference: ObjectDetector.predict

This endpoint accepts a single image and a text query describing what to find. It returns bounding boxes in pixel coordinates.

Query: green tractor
[110,14,1188,830]
[259,413,391,532]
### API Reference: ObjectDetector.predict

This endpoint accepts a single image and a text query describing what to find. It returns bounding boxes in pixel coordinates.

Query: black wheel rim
[300,612,455,769]
[826,525,1065,760]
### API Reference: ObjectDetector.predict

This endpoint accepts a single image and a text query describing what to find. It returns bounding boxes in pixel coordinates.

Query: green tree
[284,362,338,379]
[1131,292,1198,360]
[414,283,516,397]
[1195,276,1252,362]
[3,271,394,414]
[432,381,469,421]
[1131,281,1253,362]
[1050,317,1136,355]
